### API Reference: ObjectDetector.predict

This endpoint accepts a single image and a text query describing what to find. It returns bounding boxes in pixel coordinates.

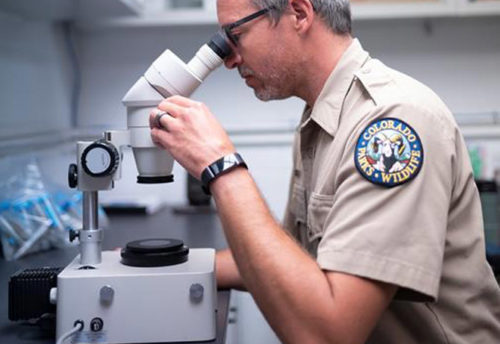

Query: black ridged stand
[9,267,62,321]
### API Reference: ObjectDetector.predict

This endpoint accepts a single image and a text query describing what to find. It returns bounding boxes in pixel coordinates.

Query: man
[150,0,500,342]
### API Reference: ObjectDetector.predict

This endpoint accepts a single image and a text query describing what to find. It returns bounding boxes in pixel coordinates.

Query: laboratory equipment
[9,31,232,344]
[0,155,83,261]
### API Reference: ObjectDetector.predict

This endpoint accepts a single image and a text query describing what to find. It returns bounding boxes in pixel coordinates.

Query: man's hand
[149,95,235,179]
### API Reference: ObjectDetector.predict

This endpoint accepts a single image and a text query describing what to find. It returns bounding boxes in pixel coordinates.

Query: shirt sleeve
[317,103,456,302]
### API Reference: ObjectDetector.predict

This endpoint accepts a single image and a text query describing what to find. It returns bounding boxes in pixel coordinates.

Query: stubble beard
[239,65,290,102]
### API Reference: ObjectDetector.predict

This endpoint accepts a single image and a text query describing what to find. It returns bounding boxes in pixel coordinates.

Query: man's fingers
[158,100,189,119]
[150,127,170,148]
[149,108,172,129]
[150,107,182,131]
[149,109,160,129]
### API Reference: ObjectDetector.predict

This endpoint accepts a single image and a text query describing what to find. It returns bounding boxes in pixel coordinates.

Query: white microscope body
[54,33,232,344]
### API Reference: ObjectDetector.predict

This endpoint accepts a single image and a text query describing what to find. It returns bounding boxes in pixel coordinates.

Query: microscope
[9,32,232,344]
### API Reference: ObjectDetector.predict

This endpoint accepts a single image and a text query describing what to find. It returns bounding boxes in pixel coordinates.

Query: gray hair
[251,0,351,34]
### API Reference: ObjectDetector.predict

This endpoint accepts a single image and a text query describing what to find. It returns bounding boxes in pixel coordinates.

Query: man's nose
[224,51,243,69]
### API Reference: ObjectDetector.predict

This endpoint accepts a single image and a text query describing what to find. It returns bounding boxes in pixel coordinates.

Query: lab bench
[0,207,231,344]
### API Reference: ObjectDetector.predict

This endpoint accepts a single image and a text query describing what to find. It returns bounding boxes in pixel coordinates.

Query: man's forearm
[216,249,246,290]
[210,167,395,344]
[210,168,342,343]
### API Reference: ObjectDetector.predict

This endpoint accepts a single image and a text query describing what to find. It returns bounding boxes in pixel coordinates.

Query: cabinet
[75,0,500,29]
[224,291,281,344]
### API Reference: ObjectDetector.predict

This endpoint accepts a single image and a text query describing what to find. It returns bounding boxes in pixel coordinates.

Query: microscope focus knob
[81,140,120,177]
[100,285,114,305]
[68,163,78,188]
[69,229,79,242]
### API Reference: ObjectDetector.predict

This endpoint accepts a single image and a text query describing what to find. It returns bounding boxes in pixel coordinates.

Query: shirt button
[362,68,371,74]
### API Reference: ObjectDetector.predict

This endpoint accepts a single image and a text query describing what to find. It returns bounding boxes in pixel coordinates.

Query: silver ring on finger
[155,111,169,130]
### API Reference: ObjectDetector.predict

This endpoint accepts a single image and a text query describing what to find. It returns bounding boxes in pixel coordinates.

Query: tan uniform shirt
[283,39,500,343]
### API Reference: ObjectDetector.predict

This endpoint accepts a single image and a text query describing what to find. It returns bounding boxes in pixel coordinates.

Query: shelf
[461,125,500,139]
[121,0,145,13]
[456,112,500,140]
[0,128,107,158]
[352,0,457,19]
[457,0,500,16]
[77,0,500,30]
[0,0,144,21]
[5,0,499,27]
[82,9,218,29]
[71,0,500,31]
[0,0,75,20]
[75,0,144,21]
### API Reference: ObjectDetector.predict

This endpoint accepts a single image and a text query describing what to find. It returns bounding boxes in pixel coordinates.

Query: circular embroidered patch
[354,118,424,187]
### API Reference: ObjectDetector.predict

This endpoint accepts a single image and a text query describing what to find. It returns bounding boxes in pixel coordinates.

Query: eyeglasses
[222,7,273,46]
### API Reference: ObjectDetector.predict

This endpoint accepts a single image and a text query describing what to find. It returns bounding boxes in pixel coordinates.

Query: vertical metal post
[83,191,99,230]
[79,191,103,265]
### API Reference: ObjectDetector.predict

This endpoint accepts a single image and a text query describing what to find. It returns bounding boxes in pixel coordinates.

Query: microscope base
[56,249,216,343]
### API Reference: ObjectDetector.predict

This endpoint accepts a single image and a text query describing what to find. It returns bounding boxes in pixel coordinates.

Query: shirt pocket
[307,192,334,242]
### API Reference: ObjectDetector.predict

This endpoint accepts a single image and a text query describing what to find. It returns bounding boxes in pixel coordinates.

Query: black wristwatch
[201,153,248,195]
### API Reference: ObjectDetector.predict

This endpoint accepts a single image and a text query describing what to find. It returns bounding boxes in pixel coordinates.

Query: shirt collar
[302,38,370,137]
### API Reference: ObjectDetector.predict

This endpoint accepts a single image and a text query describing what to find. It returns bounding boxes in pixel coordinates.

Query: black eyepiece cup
[208,31,232,60]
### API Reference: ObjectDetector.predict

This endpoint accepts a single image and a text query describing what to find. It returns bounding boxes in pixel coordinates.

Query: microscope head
[122,31,232,184]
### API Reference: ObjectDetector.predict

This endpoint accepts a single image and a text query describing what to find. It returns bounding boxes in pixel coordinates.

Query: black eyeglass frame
[222,7,274,46]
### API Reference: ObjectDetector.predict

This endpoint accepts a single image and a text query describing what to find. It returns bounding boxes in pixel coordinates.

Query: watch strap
[201,153,247,195]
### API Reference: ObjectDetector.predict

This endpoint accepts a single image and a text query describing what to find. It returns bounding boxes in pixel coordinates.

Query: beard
[238,65,290,101]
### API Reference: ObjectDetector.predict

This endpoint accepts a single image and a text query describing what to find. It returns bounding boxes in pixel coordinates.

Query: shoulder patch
[354,118,424,187]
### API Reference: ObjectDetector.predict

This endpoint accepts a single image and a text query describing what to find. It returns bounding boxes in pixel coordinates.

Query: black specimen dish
[120,238,189,267]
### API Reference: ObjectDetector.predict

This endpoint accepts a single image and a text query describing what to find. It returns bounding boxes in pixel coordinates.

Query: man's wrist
[201,153,248,195]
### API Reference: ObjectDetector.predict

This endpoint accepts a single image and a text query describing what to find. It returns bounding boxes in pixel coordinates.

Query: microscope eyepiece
[123,33,229,185]
[208,31,232,60]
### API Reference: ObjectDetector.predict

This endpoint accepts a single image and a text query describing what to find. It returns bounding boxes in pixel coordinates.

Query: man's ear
[289,0,315,34]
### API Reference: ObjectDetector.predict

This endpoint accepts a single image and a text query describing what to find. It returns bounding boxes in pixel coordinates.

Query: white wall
[76,17,500,126]
[76,25,303,129]
[76,17,500,216]
[0,10,72,139]
[354,17,500,114]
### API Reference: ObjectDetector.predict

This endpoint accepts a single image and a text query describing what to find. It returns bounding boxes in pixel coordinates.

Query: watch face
[201,153,247,193]
[222,155,239,168]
